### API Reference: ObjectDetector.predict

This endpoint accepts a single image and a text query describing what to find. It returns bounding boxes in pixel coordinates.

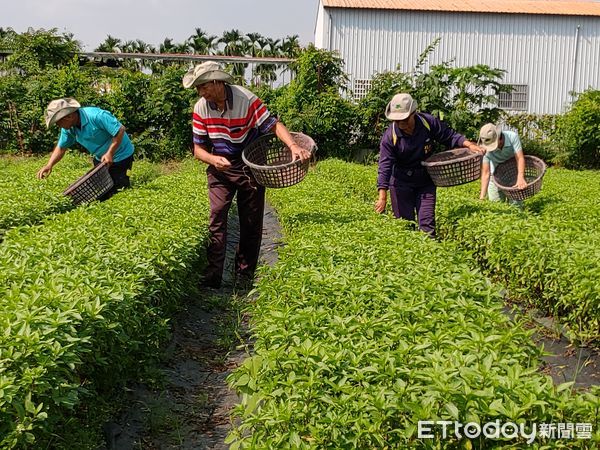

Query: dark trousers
[205,160,265,284]
[93,155,133,201]
[390,184,437,237]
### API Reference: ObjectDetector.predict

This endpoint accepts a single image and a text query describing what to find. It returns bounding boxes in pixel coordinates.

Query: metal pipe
[571,24,581,98]
[81,52,293,64]
[328,9,333,50]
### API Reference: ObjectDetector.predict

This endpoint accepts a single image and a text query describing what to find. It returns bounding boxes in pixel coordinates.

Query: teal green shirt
[483,130,522,173]
[57,107,134,162]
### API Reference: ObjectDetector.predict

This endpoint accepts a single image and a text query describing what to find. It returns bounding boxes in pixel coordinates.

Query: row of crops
[437,172,600,345]
[308,162,600,345]
[0,154,162,237]
[0,157,210,447]
[1,155,599,448]
[227,160,599,448]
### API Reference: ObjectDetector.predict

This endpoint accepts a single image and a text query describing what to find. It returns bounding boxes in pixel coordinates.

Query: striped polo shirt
[192,84,277,157]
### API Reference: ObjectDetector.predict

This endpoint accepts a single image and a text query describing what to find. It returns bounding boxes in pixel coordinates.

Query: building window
[353,79,372,100]
[498,84,528,111]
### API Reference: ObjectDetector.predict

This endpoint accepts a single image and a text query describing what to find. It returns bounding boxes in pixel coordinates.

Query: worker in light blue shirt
[37,97,135,200]
[478,123,527,208]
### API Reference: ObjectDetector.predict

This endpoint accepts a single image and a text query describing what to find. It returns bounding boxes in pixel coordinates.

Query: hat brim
[183,70,234,89]
[386,110,412,121]
[45,107,79,128]
[481,141,500,151]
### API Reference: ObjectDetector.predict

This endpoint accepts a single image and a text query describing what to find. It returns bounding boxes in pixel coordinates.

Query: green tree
[219,29,248,80]
[188,28,218,55]
[553,89,600,169]
[94,35,122,52]
[271,45,356,158]
[280,35,301,58]
[1,27,80,75]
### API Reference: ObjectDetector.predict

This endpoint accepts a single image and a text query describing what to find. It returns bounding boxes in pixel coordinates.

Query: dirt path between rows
[102,204,282,450]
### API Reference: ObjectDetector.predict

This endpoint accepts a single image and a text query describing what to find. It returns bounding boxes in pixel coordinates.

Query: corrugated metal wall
[321,7,600,114]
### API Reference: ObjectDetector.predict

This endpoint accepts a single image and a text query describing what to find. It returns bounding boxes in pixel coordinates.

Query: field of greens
[0,157,209,447]
[0,156,599,448]
[0,154,162,237]
[227,160,599,448]
[436,171,600,345]
[300,162,600,345]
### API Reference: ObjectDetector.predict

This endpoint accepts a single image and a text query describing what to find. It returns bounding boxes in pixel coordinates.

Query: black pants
[93,155,133,201]
[205,159,265,285]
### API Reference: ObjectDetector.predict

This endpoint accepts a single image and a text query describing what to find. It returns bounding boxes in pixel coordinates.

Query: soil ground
[533,320,600,388]
[101,203,281,449]
[101,205,599,449]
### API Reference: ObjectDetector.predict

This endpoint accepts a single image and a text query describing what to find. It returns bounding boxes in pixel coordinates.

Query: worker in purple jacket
[375,93,483,237]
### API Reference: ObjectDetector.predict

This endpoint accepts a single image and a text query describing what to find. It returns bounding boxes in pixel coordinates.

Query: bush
[503,113,558,163]
[0,29,197,161]
[356,40,508,149]
[355,71,412,149]
[552,89,600,169]
[269,45,358,158]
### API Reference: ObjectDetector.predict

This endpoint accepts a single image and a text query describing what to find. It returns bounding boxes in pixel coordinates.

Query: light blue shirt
[483,130,522,173]
[57,107,134,162]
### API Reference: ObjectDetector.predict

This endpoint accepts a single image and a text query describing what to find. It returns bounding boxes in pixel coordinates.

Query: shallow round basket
[242,132,316,188]
[493,155,547,201]
[63,163,114,205]
[421,147,483,187]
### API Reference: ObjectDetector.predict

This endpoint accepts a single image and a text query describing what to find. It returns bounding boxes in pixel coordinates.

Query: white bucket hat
[182,61,234,89]
[385,93,417,121]
[45,97,81,127]
[479,123,502,151]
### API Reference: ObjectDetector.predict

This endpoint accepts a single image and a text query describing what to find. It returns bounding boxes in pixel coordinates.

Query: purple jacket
[377,112,467,189]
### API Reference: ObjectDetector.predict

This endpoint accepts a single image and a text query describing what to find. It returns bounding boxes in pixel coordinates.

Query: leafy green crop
[0,159,209,447]
[227,160,599,449]
[436,169,600,345]
[0,154,163,237]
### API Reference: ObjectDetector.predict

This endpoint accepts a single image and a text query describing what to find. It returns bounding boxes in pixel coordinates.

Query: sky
[3,0,320,51]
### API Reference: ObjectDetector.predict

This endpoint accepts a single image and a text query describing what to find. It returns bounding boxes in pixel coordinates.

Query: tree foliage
[5,28,595,168]
[552,89,600,169]
[1,27,80,75]
[0,29,200,160]
[269,45,357,158]
[356,40,509,148]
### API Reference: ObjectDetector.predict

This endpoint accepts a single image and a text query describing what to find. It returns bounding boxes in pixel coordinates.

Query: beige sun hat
[385,93,417,121]
[45,98,81,128]
[182,61,234,89]
[479,123,502,151]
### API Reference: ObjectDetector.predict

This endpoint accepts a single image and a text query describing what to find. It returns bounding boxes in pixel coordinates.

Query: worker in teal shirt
[37,97,134,200]
[478,123,527,208]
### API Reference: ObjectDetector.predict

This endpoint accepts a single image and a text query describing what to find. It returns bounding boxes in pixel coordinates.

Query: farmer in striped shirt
[183,61,310,289]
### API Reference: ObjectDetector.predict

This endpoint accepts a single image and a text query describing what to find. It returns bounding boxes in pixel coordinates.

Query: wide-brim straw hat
[182,61,234,89]
[45,98,81,127]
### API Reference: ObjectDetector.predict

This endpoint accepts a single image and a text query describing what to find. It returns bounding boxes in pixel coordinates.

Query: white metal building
[314,0,600,114]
